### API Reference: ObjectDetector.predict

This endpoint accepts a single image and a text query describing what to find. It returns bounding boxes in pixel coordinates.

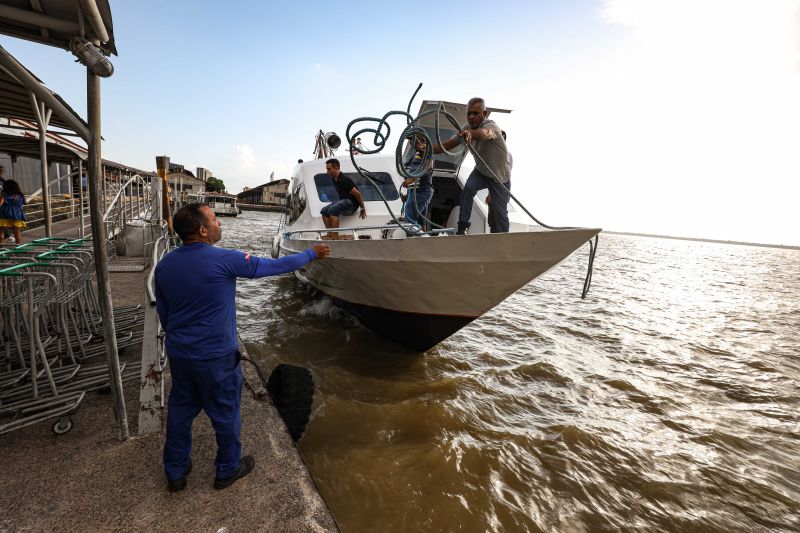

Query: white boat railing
[284,224,455,240]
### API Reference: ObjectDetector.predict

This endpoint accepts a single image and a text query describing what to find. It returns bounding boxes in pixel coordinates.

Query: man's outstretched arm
[234,244,330,278]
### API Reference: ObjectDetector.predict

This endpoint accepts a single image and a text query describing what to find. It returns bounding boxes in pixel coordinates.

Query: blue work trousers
[458,169,510,233]
[404,187,433,226]
[163,351,243,481]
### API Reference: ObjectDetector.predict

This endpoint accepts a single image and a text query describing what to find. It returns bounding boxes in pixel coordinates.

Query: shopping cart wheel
[52,417,73,435]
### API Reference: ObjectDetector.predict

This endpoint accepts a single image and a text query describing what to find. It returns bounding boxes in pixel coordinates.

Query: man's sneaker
[167,459,192,492]
[214,455,255,490]
[456,225,469,235]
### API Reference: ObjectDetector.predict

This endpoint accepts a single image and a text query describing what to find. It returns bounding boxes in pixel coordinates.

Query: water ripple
[222,213,800,532]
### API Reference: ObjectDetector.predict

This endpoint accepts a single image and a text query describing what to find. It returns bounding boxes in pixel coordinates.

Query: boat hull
[329,296,475,352]
[282,229,600,351]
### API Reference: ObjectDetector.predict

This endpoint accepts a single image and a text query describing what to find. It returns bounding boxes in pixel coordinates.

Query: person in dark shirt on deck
[155,203,329,492]
[320,158,366,239]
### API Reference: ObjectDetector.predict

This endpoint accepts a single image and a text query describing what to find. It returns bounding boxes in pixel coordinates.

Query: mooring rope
[343,83,598,297]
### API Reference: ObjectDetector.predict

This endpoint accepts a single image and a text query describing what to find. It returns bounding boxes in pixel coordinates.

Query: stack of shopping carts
[0,237,143,435]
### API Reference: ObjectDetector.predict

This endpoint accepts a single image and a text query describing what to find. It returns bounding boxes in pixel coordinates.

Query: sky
[1,0,799,245]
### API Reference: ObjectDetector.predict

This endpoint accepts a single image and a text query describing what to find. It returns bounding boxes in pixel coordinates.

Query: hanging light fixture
[324,132,341,149]
[69,37,114,77]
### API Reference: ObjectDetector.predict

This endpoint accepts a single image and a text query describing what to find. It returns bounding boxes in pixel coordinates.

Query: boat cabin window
[288,181,307,223]
[313,172,399,202]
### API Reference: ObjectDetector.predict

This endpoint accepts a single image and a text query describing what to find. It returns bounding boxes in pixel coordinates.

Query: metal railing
[19,171,156,241]
[145,231,169,305]
[101,174,154,239]
[139,224,170,436]
[284,224,455,240]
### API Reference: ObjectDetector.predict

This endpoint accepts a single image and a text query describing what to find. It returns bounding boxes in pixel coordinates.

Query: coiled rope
[343,83,598,298]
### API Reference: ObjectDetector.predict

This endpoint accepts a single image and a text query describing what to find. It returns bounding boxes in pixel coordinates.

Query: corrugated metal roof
[0,0,116,55]
[0,54,90,132]
[0,131,156,176]
[0,131,82,163]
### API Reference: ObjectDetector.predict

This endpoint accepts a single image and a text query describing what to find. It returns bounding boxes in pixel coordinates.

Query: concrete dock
[1,222,338,532]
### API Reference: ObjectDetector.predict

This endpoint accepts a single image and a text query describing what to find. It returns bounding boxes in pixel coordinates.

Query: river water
[221,211,800,533]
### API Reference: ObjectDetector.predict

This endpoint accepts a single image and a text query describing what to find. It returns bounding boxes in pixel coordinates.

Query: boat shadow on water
[244,275,427,380]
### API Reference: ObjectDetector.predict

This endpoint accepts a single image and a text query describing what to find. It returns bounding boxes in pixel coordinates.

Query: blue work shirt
[155,242,316,360]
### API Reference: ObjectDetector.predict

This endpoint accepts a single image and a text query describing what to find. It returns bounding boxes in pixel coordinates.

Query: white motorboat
[275,100,601,351]
[189,192,240,217]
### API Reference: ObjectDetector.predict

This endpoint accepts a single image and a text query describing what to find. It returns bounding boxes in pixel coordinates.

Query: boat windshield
[313,172,400,202]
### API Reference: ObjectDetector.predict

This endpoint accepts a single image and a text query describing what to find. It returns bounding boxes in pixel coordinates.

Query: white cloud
[235,144,257,171]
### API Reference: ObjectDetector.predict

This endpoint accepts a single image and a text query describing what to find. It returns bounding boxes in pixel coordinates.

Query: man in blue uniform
[155,203,329,491]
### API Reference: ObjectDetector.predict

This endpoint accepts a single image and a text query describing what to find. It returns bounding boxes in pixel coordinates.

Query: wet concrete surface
[0,254,338,532]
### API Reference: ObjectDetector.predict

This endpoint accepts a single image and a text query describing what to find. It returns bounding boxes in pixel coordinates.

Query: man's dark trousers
[458,169,510,233]
[163,351,242,481]
[488,179,511,233]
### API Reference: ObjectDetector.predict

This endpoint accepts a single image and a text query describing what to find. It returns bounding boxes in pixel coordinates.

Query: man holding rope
[433,97,511,234]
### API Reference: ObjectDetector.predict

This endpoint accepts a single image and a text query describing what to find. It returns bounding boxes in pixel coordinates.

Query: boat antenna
[313,129,340,159]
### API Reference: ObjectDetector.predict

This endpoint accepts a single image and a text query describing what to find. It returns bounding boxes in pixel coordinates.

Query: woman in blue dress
[0,180,27,244]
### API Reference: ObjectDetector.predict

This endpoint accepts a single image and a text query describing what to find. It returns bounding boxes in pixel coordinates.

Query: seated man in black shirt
[320,158,366,239]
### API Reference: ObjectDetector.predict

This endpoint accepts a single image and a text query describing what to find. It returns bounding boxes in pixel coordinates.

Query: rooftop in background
[243,178,289,192]
[168,162,196,178]
[0,0,116,55]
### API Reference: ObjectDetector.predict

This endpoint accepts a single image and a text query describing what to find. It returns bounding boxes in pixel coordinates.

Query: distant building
[236,179,289,206]
[196,167,213,181]
[167,165,206,206]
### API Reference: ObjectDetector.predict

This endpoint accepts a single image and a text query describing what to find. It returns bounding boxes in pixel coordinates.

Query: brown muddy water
[222,211,800,532]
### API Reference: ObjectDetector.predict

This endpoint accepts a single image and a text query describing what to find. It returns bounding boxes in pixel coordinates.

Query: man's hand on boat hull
[359,207,367,220]
[313,244,331,259]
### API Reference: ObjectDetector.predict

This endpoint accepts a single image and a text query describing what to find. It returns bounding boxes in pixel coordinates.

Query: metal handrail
[146,233,168,306]
[284,224,455,240]
[102,174,152,221]
[25,168,79,201]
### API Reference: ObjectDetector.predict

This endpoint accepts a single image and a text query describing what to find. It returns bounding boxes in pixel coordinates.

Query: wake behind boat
[274,99,601,351]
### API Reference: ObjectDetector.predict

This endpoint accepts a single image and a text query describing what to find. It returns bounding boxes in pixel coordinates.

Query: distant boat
[188,192,240,217]
[275,100,601,351]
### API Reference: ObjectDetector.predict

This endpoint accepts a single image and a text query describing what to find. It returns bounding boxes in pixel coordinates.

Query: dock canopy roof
[0,0,116,55]
[0,132,82,163]
[0,51,90,133]
[0,132,155,176]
